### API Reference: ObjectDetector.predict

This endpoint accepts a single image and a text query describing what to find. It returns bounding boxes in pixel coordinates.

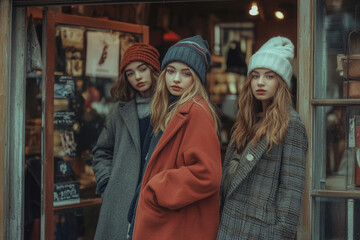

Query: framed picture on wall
[85,31,120,78]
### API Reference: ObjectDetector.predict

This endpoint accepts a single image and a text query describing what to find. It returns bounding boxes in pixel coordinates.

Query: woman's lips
[137,82,145,87]
[171,86,182,91]
[256,89,266,95]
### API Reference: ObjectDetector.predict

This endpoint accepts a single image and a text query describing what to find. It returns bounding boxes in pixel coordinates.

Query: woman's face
[165,62,194,97]
[124,61,153,98]
[250,68,279,109]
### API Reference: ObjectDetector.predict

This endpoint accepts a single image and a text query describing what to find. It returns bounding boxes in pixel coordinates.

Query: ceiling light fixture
[275,11,285,19]
[249,2,259,16]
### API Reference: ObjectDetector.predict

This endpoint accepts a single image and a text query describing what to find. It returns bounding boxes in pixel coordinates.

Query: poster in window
[54,111,77,157]
[59,130,77,157]
[54,75,75,98]
[85,31,120,78]
[60,26,84,50]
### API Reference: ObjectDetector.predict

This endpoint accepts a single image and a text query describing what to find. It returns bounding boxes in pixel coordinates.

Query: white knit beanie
[247,36,294,87]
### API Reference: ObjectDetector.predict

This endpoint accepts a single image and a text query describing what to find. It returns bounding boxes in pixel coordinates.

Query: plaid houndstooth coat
[217,110,308,240]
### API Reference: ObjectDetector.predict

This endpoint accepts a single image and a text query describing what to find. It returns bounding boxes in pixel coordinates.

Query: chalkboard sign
[54,111,75,130]
[53,181,80,207]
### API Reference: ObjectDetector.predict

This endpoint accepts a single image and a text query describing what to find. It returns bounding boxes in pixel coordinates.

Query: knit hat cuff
[120,43,160,74]
[124,52,160,73]
[161,46,207,83]
[247,52,293,86]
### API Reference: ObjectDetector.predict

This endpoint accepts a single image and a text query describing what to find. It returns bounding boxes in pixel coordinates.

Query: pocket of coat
[245,206,276,225]
[143,186,169,214]
[245,213,275,227]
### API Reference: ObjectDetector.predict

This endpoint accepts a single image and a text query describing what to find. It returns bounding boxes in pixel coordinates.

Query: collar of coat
[115,96,206,157]
[141,97,208,183]
[173,95,205,114]
[153,96,206,151]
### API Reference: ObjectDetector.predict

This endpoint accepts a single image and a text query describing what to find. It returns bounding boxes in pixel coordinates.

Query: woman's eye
[252,75,259,79]
[266,74,274,79]
[140,67,147,72]
[167,69,175,74]
[183,71,192,77]
[126,72,134,77]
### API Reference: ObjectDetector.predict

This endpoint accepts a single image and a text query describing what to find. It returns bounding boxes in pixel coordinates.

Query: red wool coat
[132,98,222,240]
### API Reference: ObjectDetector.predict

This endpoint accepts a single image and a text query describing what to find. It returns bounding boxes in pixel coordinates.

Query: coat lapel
[151,111,187,156]
[227,135,268,197]
[146,100,194,167]
[141,111,188,185]
[118,99,141,154]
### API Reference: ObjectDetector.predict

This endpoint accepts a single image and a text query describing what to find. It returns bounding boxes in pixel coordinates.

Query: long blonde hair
[110,64,159,101]
[231,71,293,152]
[151,67,220,135]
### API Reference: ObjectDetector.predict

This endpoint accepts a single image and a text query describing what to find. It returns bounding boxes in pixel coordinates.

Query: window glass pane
[53,23,143,205]
[312,197,360,240]
[314,0,358,99]
[313,106,360,190]
[54,204,101,239]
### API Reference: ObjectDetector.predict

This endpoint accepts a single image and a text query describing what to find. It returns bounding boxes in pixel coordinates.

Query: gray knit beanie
[161,35,211,84]
[247,36,294,87]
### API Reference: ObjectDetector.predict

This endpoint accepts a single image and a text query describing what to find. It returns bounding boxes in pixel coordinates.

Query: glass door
[42,11,149,239]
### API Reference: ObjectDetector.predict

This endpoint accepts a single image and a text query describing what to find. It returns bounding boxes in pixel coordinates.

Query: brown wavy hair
[231,71,292,152]
[110,64,159,101]
[151,67,220,135]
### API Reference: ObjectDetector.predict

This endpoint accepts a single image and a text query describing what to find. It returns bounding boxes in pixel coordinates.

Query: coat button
[246,154,254,161]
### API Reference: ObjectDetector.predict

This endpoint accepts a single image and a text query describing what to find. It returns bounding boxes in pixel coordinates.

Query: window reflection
[315,0,358,99]
[313,197,360,240]
[315,106,360,190]
[52,24,143,203]
[54,205,100,239]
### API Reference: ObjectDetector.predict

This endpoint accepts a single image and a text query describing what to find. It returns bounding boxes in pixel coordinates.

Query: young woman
[130,35,222,240]
[217,36,308,240]
[92,43,160,240]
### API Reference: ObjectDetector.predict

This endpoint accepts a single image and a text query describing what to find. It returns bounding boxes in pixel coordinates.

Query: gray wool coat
[92,99,142,240]
[217,110,308,240]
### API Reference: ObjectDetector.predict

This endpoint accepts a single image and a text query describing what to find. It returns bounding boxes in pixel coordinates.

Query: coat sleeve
[144,104,222,210]
[273,116,308,239]
[92,113,116,195]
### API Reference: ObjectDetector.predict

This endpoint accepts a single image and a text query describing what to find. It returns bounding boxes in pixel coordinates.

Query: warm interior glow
[275,11,285,19]
[249,2,259,16]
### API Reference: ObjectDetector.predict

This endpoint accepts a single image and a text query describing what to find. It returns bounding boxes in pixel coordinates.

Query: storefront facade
[1,0,360,239]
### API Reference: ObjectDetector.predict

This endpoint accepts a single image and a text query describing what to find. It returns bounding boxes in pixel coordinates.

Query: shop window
[25,10,149,239]
[314,0,358,100]
[208,22,254,153]
[51,24,142,206]
[312,197,360,239]
[53,205,101,240]
[313,0,360,239]
[313,106,360,190]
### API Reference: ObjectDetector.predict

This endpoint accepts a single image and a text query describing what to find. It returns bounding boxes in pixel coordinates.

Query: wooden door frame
[1,2,27,240]
[0,0,11,238]
[297,0,314,238]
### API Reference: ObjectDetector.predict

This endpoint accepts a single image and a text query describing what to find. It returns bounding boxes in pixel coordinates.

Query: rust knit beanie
[120,43,161,74]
